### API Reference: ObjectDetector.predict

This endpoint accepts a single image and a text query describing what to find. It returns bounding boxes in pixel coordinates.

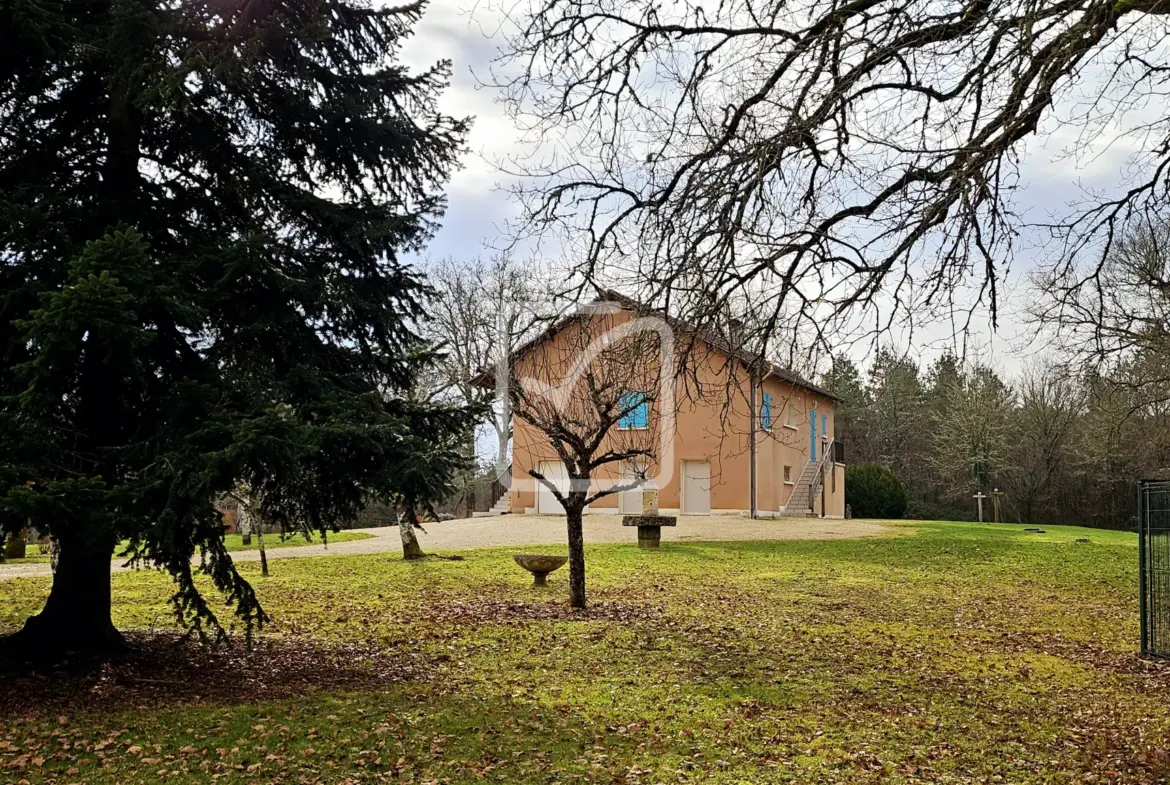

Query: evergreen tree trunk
[2,535,122,658]
[400,505,426,560]
[257,527,269,577]
[565,500,587,609]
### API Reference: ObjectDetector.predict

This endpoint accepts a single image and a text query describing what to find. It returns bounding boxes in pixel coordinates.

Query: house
[494,291,845,518]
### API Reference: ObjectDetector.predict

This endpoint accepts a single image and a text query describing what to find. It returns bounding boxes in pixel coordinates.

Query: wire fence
[1139,480,1170,658]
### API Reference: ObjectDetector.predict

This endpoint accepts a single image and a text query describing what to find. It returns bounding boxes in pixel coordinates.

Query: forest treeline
[821,351,1161,530]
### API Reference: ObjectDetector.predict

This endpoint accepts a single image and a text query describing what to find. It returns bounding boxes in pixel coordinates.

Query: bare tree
[1041,218,1170,404]
[1011,361,1084,523]
[929,365,1015,504]
[424,254,550,474]
[507,303,671,607]
[495,0,1170,358]
[229,485,270,578]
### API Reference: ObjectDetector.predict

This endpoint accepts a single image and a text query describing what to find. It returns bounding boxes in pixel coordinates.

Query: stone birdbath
[622,515,677,548]
[512,554,568,587]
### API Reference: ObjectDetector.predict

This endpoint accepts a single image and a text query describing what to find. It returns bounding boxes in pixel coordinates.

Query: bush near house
[846,462,907,519]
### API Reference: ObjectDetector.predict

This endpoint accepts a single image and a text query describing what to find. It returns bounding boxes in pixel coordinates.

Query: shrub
[846,463,908,519]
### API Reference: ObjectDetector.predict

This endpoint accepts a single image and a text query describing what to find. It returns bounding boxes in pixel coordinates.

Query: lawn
[1,521,1168,784]
[1,530,373,564]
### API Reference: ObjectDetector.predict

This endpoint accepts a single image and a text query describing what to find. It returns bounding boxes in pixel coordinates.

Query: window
[618,391,649,429]
[783,397,798,429]
[783,465,792,483]
[760,392,773,430]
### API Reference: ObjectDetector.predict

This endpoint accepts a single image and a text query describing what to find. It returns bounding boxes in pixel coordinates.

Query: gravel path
[0,514,889,581]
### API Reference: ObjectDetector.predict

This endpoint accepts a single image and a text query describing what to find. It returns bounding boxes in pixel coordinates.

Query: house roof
[472,289,842,403]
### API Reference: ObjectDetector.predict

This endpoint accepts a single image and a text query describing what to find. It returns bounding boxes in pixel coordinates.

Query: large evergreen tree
[819,354,865,461]
[0,0,470,657]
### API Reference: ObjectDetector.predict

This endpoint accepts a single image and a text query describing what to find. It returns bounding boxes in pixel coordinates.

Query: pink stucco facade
[505,303,845,518]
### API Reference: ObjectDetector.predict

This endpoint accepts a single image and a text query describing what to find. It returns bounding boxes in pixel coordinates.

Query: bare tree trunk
[2,534,123,658]
[565,501,586,608]
[236,490,268,575]
[495,402,511,472]
[495,304,512,476]
[400,505,426,560]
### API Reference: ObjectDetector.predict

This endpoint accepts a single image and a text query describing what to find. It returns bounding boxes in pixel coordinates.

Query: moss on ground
[1,521,1167,784]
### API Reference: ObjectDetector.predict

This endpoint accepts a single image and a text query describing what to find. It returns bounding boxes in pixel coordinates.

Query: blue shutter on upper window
[618,391,636,428]
[822,414,828,436]
[761,393,772,430]
[619,391,649,429]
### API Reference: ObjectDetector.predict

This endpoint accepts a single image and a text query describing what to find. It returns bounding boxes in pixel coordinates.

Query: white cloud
[395,0,1157,381]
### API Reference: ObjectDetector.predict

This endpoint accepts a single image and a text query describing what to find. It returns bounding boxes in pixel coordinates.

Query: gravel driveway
[0,514,889,581]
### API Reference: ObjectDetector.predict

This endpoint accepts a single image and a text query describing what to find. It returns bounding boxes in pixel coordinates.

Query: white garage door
[536,460,569,514]
[682,460,711,515]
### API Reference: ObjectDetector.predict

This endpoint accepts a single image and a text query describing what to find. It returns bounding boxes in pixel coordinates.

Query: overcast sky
[398,0,1150,382]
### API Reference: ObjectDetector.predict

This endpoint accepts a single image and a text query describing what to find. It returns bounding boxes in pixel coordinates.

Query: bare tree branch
[493,0,1170,358]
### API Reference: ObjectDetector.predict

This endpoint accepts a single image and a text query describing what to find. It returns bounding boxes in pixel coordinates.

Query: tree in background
[845,463,907,520]
[820,355,866,459]
[864,349,925,483]
[836,342,1170,528]
[392,393,473,560]
[928,366,1014,505]
[1012,362,1083,524]
[423,254,550,501]
[498,0,1170,366]
[0,0,471,657]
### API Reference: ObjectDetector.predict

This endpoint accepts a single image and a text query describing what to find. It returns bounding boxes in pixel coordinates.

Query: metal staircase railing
[806,439,835,514]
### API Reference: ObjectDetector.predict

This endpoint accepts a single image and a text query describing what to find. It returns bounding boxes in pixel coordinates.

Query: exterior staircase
[781,439,835,517]
[471,492,510,518]
[471,463,512,518]
[781,458,823,517]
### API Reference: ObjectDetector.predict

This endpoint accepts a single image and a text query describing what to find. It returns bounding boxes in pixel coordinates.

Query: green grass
[2,530,373,564]
[2,520,1168,784]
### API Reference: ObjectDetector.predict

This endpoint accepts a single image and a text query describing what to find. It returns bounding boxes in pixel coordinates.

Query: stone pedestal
[622,515,676,548]
[636,525,661,548]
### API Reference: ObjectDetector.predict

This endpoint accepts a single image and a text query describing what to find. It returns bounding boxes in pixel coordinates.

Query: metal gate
[1139,480,1170,658]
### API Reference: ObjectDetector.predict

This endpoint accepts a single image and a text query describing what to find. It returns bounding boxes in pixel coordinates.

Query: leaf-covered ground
[2,530,373,564]
[1,521,1168,784]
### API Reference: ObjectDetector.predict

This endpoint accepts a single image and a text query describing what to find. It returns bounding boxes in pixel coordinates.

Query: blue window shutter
[761,393,772,430]
[619,391,635,428]
[822,414,827,436]
[620,391,649,429]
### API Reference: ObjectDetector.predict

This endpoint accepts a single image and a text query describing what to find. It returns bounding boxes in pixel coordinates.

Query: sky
[397,0,1158,384]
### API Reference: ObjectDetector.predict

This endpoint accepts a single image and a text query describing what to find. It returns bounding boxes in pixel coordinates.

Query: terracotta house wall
[506,306,845,516]
[507,308,653,513]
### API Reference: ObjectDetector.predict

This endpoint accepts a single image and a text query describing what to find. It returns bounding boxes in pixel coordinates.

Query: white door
[618,461,647,514]
[682,461,711,515]
[536,461,569,514]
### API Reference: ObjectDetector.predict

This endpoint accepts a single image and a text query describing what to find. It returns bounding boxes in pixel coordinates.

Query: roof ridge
[587,289,840,402]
